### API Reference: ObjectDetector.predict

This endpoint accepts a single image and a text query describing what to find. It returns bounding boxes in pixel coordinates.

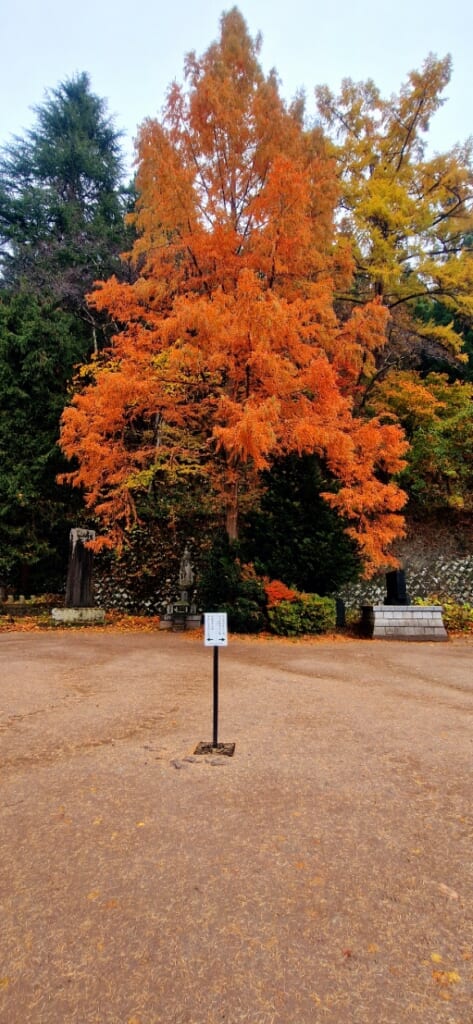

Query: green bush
[220,598,266,634]
[414,594,473,633]
[197,533,243,608]
[443,600,473,632]
[196,532,267,632]
[268,594,336,636]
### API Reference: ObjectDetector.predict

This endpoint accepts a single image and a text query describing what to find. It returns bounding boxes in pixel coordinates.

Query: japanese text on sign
[204,612,228,647]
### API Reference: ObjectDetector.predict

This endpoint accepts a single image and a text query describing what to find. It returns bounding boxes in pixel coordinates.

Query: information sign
[204,612,228,647]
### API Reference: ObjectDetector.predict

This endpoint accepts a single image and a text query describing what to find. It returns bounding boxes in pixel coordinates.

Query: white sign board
[204,612,228,647]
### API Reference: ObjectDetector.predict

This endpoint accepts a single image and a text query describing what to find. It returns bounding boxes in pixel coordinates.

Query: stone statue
[178,545,195,593]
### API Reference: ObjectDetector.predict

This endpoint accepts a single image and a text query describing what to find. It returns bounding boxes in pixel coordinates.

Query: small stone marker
[364,604,448,640]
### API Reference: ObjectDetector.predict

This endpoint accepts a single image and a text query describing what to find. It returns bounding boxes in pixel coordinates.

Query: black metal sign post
[213,646,219,748]
[194,612,235,757]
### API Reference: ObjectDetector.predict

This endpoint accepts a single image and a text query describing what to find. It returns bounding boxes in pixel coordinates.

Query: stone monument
[362,569,447,641]
[52,528,105,625]
[178,545,195,603]
[160,544,201,631]
[384,569,409,606]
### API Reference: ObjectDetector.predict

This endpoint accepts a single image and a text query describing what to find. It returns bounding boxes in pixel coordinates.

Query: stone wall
[90,519,473,613]
[340,518,473,609]
[340,555,473,609]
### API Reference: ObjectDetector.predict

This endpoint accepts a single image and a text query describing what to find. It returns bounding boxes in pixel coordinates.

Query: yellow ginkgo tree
[316,54,473,362]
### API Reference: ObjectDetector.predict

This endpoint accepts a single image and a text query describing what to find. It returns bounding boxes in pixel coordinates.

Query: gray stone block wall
[362,605,448,641]
[341,555,473,610]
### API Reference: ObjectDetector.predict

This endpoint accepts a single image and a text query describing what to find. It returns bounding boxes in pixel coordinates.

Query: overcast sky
[1,0,472,172]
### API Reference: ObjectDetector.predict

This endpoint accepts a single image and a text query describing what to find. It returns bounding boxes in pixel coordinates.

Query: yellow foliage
[316,56,473,356]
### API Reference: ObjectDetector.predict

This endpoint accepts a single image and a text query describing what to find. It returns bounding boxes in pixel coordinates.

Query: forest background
[1,7,472,628]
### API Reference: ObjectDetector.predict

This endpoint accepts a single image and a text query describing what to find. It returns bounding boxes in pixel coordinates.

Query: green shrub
[267,600,302,636]
[443,600,473,632]
[268,594,336,636]
[220,598,266,634]
[197,533,267,632]
[196,533,243,609]
[414,594,473,633]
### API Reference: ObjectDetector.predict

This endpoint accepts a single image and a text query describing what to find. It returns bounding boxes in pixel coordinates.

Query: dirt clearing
[0,631,472,1023]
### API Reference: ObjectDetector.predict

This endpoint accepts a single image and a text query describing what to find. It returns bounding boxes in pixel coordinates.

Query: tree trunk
[225,484,239,541]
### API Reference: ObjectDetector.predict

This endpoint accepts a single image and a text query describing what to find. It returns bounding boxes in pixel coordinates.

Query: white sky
[1,0,472,173]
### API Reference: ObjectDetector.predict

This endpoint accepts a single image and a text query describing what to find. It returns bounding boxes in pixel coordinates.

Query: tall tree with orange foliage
[60,8,407,574]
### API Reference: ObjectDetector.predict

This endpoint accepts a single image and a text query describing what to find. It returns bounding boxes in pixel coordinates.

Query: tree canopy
[315,51,473,522]
[59,9,408,575]
[316,55,473,361]
[0,73,129,589]
[0,73,130,343]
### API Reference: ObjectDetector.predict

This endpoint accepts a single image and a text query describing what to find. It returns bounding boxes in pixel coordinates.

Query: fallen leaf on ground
[432,970,461,985]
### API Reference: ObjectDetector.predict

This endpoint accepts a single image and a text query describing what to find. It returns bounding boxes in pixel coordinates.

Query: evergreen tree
[0,293,84,589]
[240,455,362,594]
[0,72,128,325]
[0,73,129,591]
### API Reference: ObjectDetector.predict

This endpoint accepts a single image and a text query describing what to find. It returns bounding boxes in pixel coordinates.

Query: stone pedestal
[362,604,448,641]
[159,611,202,631]
[51,607,105,625]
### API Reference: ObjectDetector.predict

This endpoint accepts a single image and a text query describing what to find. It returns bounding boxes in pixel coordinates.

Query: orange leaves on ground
[432,969,461,985]
[105,614,161,632]
[0,616,45,632]
[432,968,462,1001]
[0,613,162,633]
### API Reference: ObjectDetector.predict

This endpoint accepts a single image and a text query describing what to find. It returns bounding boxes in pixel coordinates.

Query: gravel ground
[0,630,472,1024]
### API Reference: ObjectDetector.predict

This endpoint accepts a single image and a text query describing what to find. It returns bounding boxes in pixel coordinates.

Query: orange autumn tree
[59,8,408,574]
